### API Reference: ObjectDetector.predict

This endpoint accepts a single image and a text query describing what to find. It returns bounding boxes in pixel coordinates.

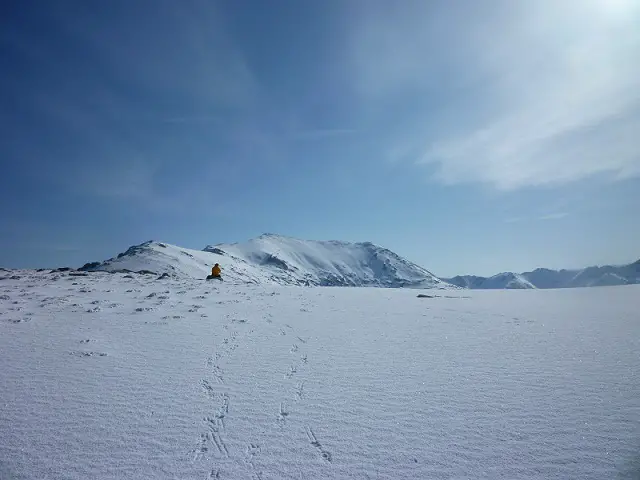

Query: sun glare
[596,0,638,15]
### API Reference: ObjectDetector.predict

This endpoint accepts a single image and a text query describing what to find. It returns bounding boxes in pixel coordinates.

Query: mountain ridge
[79,234,452,289]
[445,259,640,289]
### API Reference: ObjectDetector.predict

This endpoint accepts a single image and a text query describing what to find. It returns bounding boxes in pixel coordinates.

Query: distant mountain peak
[445,258,639,289]
[80,235,452,289]
[211,235,446,288]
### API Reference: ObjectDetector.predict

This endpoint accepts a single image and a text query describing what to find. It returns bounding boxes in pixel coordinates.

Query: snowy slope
[446,272,536,289]
[206,233,448,288]
[567,265,632,288]
[82,235,451,289]
[445,275,486,289]
[446,258,640,289]
[624,259,640,283]
[520,268,578,289]
[481,272,536,289]
[1,272,638,479]
[79,241,277,285]
[528,261,640,288]
[589,272,630,287]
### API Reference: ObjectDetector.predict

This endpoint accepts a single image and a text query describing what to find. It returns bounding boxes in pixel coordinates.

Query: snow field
[0,272,639,479]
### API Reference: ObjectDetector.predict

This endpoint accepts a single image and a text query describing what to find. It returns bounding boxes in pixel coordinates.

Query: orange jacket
[211,264,221,277]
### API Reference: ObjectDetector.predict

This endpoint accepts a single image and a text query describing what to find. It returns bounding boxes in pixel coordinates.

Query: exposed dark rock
[117,242,153,259]
[79,262,101,272]
[157,273,171,280]
[69,272,89,277]
[263,254,289,270]
[417,294,436,298]
[136,270,156,275]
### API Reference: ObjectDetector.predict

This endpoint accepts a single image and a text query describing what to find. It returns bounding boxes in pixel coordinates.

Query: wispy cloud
[504,212,569,223]
[62,2,258,111]
[10,1,268,218]
[291,128,358,141]
[84,159,156,200]
[539,212,569,221]
[161,114,224,125]
[351,0,640,189]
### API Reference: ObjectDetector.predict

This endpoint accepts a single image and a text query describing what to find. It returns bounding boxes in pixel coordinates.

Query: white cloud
[351,0,640,189]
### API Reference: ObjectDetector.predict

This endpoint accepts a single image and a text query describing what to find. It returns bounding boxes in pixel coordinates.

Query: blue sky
[1,0,639,277]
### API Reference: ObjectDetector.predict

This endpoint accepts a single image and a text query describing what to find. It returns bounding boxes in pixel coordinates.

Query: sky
[1,0,639,277]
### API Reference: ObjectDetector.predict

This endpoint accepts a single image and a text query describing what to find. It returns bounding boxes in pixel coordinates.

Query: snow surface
[1,271,639,479]
[82,235,450,289]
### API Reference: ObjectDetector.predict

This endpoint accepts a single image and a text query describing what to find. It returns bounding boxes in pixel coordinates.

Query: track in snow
[0,271,638,479]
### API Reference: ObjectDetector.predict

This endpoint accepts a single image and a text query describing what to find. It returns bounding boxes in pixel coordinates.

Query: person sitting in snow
[211,263,221,278]
[206,263,222,281]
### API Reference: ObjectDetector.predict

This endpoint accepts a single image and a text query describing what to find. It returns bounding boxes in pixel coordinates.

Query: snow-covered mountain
[445,259,640,289]
[443,275,485,289]
[80,234,451,289]
[447,272,536,289]
[517,268,578,289]
[80,241,275,285]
